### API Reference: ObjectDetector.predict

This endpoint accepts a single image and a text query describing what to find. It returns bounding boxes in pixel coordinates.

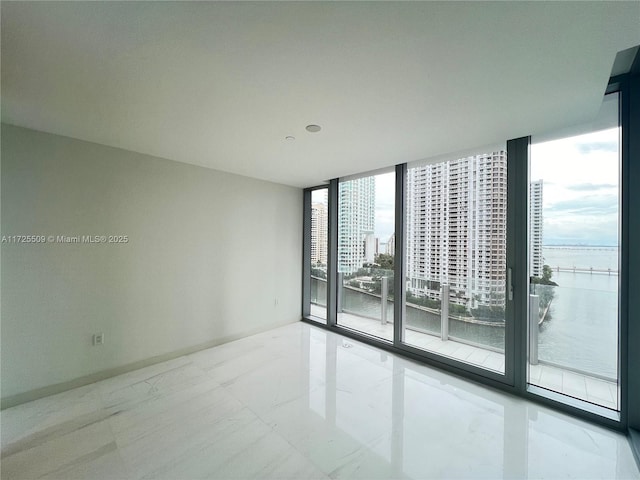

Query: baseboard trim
[630,428,640,470]
[1,318,296,410]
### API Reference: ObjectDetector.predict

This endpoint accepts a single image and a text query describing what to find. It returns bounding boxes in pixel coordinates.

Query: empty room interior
[2,2,640,479]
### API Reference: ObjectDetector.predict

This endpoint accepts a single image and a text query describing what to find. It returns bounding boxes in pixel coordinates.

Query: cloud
[544,193,619,245]
[544,219,618,246]
[576,141,618,155]
[546,194,618,216]
[567,183,617,192]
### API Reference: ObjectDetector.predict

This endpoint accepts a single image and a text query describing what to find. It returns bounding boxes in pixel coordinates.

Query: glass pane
[310,188,328,321]
[527,93,620,411]
[403,149,507,373]
[337,172,395,341]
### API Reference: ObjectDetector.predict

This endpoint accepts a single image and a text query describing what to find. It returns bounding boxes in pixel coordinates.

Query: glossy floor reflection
[1,322,638,479]
[318,305,620,410]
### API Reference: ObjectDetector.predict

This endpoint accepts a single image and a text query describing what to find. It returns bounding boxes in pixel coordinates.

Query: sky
[531,127,619,246]
[370,127,620,247]
[375,172,396,242]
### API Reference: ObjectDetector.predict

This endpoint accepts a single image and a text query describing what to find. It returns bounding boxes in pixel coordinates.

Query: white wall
[1,124,302,402]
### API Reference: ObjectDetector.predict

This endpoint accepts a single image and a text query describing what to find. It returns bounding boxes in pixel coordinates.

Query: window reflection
[304,324,630,478]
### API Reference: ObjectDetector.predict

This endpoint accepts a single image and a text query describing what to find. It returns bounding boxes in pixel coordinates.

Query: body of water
[538,246,618,379]
[543,245,619,271]
[311,245,619,379]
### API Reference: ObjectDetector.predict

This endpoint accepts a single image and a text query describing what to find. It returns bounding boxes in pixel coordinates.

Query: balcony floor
[312,305,619,411]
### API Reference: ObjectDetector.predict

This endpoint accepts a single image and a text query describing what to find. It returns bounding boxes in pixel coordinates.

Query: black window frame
[301,69,640,458]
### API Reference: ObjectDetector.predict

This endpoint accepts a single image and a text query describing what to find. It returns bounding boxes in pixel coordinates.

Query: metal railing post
[381,276,388,325]
[529,294,540,365]
[441,284,449,341]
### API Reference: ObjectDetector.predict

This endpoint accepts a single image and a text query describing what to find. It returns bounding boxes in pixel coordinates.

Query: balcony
[309,276,619,411]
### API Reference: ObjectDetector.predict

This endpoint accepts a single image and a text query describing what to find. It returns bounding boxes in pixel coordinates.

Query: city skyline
[310,125,619,283]
[368,126,620,247]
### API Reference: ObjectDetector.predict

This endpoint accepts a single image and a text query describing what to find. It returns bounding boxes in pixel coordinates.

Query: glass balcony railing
[312,272,618,410]
[528,272,619,410]
[310,275,327,308]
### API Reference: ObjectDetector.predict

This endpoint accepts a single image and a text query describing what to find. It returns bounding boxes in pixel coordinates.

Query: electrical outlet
[92,333,104,345]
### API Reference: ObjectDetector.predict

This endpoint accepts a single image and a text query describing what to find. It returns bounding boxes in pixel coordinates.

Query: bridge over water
[551,266,618,275]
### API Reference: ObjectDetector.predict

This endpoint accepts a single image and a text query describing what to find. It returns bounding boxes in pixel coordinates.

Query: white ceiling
[2,2,639,188]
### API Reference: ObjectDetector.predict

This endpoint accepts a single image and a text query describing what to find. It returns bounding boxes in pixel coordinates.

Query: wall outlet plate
[92,333,104,345]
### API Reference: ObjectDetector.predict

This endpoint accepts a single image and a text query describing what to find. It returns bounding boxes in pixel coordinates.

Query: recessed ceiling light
[285,136,295,141]
[306,124,322,133]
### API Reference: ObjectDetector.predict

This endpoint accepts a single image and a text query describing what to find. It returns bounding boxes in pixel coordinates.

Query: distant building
[529,180,544,278]
[338,177,375,273]
[364,233,378,264]
[387,233,396,255]
[318,164,542,306]
[311,201,328,266]
[406,151,507,309]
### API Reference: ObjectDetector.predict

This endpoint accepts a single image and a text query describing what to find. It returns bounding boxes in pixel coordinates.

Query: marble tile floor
[314,306,620,411]
[2,322,638,479]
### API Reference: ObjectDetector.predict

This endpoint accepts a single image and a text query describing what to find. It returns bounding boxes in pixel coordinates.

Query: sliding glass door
[302,86,629,425]
[336,170,395,341]
[401,148,507,374]
[527,92,621,411]
[309,188,329,321]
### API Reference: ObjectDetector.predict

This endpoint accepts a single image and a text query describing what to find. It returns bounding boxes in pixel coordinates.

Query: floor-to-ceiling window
[526,92,621,411]
[402,148,507,374]
[309,188,329,321]
[302,75,638,434]
[336,170,395,341]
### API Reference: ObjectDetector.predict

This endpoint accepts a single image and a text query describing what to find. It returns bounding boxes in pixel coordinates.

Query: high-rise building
[364,233,378,264]
[338,177,375,273]
[387,233,396,255]
[529,179,544,278]
[406,151,507,309]
[311,201,328,266]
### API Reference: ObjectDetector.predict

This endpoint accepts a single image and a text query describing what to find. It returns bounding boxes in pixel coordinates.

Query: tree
[469,292,505,320]
[311,267,326,279]
[371,273,395,299]
[374,253,394,270]
[535,284,555,309]
[530,264,556,320]
[406,292,441,310]
[531,264,558,286]
[542,264,554,283]
[450,303,471,317]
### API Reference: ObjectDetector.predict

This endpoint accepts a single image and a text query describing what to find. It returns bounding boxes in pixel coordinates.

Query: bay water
[312,245,619,379]
[539,246,618,379]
